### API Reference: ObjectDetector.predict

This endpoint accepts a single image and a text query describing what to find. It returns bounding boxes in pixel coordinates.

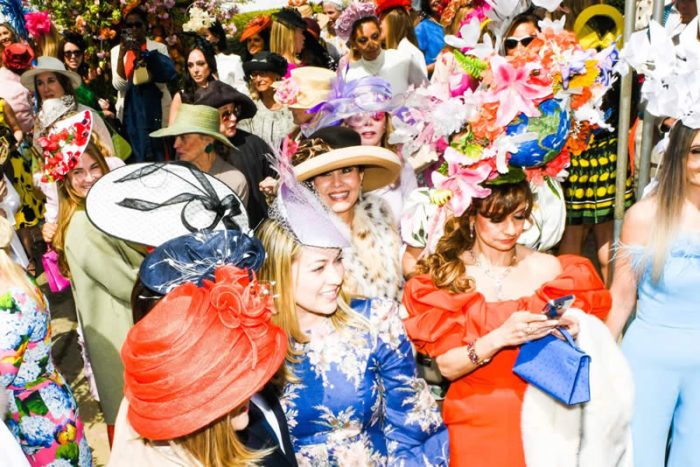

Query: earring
[469,223,475,238]
[205,143,214,154]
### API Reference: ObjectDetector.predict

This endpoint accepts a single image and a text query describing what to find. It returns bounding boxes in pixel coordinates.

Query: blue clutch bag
[513,328,591,405]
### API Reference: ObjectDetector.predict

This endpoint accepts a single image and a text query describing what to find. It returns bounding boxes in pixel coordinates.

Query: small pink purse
[41,246,70,292]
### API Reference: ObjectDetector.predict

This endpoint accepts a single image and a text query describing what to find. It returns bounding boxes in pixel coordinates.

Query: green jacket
[65,208,145,424]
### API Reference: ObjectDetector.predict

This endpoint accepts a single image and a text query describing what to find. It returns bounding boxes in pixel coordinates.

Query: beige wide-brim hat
[273,67,336,110]
[150,104,234,147]
[294,145,402,192]
[20,56,82,92]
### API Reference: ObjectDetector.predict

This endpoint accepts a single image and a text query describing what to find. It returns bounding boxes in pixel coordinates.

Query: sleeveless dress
[402,255,611,466]
[620,235,700,467]
[0,285,92,466]
[281,298,449,465]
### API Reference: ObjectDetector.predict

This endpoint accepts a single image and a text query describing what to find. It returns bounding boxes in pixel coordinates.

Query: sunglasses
[504,35,535,50]
[221,107,242,121]
[64,50,83,58]
[345,111,385,126]
[124,21,144,29]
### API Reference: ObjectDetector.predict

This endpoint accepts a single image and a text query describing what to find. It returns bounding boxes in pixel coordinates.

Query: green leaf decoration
[485,166,527,185]
[545,176,561,199]
[56,442,79,460]
[23,392,49,416]
[15,395,28,418]
[0,292,14,310]
[437,161,449,176]
[454,50,488,79]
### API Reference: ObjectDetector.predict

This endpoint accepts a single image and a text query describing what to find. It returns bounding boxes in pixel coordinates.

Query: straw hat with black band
[293,126,401,192]
[20,55,82,91]
[150,104,233,147]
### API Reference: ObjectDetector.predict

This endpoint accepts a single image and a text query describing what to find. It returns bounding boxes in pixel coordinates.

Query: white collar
[360,50,386,76]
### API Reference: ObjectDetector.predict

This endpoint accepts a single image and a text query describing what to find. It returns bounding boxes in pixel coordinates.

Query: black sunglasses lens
[521,36,534,47]
[504,39,517,50]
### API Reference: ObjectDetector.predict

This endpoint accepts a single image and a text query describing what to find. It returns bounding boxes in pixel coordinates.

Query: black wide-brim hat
[272,7,307,29]
[194,80,257,121]
[243,51,288,80]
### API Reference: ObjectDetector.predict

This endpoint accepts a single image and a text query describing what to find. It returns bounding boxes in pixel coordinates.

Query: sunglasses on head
[346,111,385,126]
[64,50,83,58]
[504,35,535,50]
[124,21,144,29]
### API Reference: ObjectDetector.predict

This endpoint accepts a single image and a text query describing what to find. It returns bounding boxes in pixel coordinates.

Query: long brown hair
[416,181,533,293]
[53,135,111,277]
[649,123,699,281]
[381,7,419,49]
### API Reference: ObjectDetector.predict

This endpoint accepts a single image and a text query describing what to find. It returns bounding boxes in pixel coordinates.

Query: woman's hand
[554,314,580,340]
[42,222,58,244]
[491,311,558,348]
[259,177,278,197]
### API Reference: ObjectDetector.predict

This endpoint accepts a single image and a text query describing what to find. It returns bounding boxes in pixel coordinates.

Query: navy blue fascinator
[140,230,266,295]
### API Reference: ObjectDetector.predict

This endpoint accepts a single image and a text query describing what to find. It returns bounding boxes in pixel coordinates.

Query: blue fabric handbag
[513,328,591,405]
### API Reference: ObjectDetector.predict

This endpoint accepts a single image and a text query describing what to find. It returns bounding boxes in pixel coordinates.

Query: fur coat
[521,309,634,467]
[342,194,402,302]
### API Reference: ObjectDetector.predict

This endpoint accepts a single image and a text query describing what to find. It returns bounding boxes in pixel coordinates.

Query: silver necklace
[469,248,518,301]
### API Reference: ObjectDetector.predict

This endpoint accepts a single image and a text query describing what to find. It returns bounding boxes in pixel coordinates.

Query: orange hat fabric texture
[240,15,272,42]
[121,264,287,441]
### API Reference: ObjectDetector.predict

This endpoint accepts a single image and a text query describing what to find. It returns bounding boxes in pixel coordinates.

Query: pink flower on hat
[275,78,301,105]
[25,11,52,38]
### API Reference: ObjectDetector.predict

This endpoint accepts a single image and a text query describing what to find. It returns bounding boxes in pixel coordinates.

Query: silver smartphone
[543,294,575,318]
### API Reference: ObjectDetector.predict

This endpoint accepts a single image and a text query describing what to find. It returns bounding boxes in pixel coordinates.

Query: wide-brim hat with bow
[20,55,82,91]
[122,264,287,441]
[85,162,250,247]
[293,126,401,191]
[150,104,234,147]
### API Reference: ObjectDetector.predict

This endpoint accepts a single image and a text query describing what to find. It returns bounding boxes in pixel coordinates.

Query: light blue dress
[620,234,700,467]
[281,298,449,466]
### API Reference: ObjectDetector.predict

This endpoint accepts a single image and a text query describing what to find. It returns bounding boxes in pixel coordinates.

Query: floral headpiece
[394,15,616,251]
[24,11,51,38]
[617,18,699,129]
[182,6,215,33]
[39,110,93,183]
[335,1,377,42]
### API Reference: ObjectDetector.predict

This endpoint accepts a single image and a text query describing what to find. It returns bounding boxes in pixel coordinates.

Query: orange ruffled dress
[402,255,611,467]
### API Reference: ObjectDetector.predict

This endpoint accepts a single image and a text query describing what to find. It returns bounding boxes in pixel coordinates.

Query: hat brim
[243,61,286,80]
[20,68,82,92]
[150,122,234,147]
[294,145,402,191]
[272,10,307,29]
[573,4,624,48]
[86,162,249,247]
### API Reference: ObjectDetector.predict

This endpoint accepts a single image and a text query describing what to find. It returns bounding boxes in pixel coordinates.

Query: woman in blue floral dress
[257,149,449,466]
[0,216,91,466]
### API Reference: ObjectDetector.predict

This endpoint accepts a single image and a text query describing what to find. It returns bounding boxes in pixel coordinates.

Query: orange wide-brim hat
[240,15,272,42]
[121,265,288,441]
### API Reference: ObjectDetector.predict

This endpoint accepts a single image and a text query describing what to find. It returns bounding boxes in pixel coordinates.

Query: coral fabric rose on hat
[121,264,287,441]
[39,110,93,183]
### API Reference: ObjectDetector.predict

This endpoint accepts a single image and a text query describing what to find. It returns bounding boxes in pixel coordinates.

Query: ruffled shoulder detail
[537,255,611,321]
[402,275,484,357]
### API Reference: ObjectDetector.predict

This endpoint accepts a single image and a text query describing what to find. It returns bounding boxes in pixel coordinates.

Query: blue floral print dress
[1,286,92,466]
[281,298,449,466]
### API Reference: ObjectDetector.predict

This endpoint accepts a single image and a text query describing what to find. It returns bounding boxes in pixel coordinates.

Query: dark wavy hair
[58,32,88,77]
[207,20,229,54]
[181,38,218,103]
[416,181,533,293]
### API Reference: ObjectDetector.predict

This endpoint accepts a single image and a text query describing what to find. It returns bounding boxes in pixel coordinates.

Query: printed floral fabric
[281,298,449,466]
[1,286,91,466]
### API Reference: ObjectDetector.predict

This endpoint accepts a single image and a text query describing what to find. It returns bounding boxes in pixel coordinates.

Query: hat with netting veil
[85,162,249,247]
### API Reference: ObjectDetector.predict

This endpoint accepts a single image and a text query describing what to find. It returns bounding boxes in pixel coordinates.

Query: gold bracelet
[467,340,491,366]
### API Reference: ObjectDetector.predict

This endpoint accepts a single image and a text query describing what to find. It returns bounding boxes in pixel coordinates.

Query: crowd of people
[0,0,698,465]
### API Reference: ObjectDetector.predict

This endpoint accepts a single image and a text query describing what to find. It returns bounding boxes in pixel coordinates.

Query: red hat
[376,0,411,17]
[2,43,34,71]
[304,17,320,39]
[121,265,287,441]
[240,15,272,42]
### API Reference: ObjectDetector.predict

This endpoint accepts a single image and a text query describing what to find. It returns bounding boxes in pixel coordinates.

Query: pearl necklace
[469,248,518,301]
